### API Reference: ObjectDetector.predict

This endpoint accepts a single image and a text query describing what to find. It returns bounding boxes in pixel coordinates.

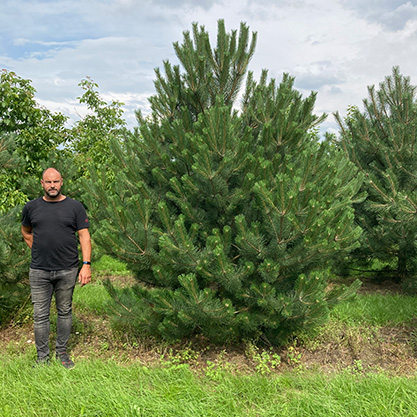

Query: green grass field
[2,257,417,416]
[1,355,417,416]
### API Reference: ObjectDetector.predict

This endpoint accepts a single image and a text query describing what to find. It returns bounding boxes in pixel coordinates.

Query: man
[21,168,92,369]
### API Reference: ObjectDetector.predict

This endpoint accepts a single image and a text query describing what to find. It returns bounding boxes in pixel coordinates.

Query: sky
[1,0,417,135]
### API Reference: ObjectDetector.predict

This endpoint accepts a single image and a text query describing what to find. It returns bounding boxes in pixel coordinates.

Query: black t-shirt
[21,197,90,270]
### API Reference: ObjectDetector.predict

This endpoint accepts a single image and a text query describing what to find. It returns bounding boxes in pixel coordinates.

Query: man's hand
[77,228,92,287]
[78,264,91,287]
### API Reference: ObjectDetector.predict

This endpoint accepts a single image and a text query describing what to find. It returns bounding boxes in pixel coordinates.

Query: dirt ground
[1,279,417,376]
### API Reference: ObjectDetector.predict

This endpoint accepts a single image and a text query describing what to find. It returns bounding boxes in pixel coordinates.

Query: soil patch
[2,278,416,376]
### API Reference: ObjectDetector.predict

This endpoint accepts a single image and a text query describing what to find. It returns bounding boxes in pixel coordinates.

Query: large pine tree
[336,67,417,288]
[88,21,363,344]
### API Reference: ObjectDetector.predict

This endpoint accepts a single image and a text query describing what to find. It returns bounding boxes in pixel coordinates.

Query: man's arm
[78,228,92,287]
[21,225,33,249]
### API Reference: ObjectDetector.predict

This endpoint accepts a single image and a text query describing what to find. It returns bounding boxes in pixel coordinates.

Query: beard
[45,188,61,199]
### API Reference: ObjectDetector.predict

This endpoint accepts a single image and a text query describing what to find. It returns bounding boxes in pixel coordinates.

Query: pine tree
[88,20,362,344]
[0,137,30,325]
[336,67,417,288]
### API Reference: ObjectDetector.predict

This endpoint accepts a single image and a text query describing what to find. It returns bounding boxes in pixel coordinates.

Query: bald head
[42,167,62,180]
[41,168,64,201]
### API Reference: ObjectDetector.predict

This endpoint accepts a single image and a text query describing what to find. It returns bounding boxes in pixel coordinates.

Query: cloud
[2,0,417,135]
[293,61,345,91]
[3,34,168,126]
[151,0,220,9]
[383,2,417,30]
[341,0,417,31]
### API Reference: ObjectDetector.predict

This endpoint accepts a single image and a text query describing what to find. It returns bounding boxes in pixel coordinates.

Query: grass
[3,262,417,416]
[72,280,110,316]
[72,284,417,327]
[331,293,417,326]
[1,355,417,416]
[92,254,131,277]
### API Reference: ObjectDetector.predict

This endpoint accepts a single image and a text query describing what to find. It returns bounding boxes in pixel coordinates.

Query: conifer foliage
[336,67,417,287]
[0,139,30,325]
[90,21,362,344]
[0,206,30,326]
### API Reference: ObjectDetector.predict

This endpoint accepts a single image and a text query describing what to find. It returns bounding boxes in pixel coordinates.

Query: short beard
[45,189,61,199]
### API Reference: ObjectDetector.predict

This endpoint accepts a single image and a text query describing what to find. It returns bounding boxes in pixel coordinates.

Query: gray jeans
[29,267,78,360]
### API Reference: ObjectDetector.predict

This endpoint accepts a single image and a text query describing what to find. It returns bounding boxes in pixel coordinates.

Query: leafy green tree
[0,70,72,325]
[68,77,131,183]
[0,70,68,170]
[88,20,362,345]
[0,134,25,211]
[336,67,417,288]
[0,70,68,211]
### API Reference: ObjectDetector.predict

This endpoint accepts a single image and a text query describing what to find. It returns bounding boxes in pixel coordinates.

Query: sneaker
[33,356,50,367]
[56,352,75,369]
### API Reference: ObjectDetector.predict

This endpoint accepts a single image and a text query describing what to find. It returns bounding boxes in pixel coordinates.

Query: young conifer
[336,67,417,288]
[89,20,362,344]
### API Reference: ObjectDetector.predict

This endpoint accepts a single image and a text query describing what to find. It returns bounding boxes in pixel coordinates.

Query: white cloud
[1,0,417,134]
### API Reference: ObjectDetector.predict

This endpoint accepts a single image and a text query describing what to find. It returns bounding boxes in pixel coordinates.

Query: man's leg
[29,268,53,360]
[53,268,78,356]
